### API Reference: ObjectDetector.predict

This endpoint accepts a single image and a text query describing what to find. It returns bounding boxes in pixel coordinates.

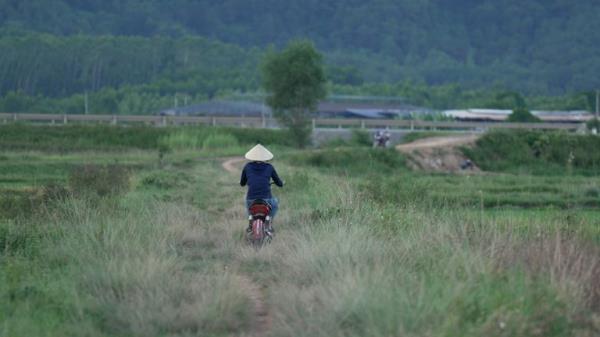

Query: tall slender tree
[262,40,327,147]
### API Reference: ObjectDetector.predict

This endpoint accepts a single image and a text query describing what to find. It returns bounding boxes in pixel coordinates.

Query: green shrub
[463,130,600,174]
[286,148,405,174]
[350,129,372,146]
[321,129,373,148]
[69,165,131,197]
[140,170,190,189]
[584,187,600,198]
[0,124,295,153]
[321,137,349,148]
[226,127,294,147]
[0,124,167,151]
[0,191,35,220]
[203,133,239,150]
[0,219,41,256]
[507,107,541,123]
[361,174,433,206]
[586,118,600,131]
[159,129,205,150]
[38,183,71,204]
[401,131,455,144]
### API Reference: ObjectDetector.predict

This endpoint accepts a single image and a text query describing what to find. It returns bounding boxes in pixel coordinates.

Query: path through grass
[2,131,599,336]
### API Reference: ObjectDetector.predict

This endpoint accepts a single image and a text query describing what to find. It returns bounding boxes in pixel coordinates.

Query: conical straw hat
[245,144,273,161]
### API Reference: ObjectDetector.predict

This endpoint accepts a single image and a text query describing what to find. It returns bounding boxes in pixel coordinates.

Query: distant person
[460,159,474,170]
[373,130,391,148]
[240,144,283,234]
[373,130,382,148]
[382,130,391,147]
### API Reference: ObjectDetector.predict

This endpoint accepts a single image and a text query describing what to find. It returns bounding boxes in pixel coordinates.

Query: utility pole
[596,90,600,119]
[84,91,89,115]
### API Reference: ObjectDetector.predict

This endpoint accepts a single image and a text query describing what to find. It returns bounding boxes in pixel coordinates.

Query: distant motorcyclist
[373,130,391,148]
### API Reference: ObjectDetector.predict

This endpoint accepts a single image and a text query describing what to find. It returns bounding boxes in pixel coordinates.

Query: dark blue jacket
[240,162,283,199]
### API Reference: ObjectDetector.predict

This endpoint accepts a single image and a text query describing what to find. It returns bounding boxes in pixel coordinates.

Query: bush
[38,183,71,203]
[140,170,190,189]
[226,127,294,147]
[69,165,131,197]
[158,129,205,150]
[350,129,372,146]
[0,191,35,220]
[0,124,295,153]
[0,184,72,220]
[203,133,239,150]
[463,130,600,174]
[586,118,600,132]
[0,124,167,151]
[322,129,373,148]
[286,148,405,174]
[507,107,541,123]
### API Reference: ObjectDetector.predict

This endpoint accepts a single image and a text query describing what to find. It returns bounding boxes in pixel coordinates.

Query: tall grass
[238,164,600,337]
[1,189,252,337]
[3,127,600,336]
[0,124,294,152]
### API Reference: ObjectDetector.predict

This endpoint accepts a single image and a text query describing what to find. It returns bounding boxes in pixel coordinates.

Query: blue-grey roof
[344,109,398,119]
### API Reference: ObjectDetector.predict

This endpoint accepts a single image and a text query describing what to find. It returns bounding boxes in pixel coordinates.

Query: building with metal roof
[159,99,433,119]
[443,109,593,123]
[160,101,270,117]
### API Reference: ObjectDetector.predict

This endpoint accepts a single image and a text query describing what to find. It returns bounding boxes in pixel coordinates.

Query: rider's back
[240,162,283,200]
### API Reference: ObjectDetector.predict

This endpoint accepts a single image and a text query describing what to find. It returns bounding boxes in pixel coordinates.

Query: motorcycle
[373,131,391,148]
[246,199,273,248]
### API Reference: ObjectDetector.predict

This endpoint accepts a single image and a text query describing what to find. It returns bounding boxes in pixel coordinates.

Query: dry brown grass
[36,193,254,337]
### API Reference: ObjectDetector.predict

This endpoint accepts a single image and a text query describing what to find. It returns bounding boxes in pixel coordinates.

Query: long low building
[160,100,434,119]
[443,109,594,123]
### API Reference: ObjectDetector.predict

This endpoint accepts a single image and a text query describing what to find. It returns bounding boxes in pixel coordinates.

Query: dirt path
[396,134,480,151]
[222,157,246,174]
[396,134,481,172]
[221,156,272,336]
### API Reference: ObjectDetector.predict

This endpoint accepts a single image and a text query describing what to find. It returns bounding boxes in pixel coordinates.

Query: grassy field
[1,125,599,336]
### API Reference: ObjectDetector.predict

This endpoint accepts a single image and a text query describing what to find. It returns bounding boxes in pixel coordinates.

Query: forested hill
[1,0,600,96]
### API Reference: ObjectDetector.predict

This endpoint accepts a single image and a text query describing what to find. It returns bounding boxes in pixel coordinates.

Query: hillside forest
[1,0,599,114]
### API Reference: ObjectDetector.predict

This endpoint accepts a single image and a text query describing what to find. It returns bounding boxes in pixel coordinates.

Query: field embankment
[397,134,480,172]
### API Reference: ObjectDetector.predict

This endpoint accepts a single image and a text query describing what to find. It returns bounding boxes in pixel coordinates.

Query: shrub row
[464,130,600,175]
[0,124,294,152]
[284,148,406,174]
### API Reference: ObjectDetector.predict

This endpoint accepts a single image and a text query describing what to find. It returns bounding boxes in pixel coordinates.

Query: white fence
[0,113,584,131]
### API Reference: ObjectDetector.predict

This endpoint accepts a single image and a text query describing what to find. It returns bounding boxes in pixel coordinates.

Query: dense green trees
[508,108,541,123]
[1,0,599,113]
[0,30,261,97]
[1,0,600,94]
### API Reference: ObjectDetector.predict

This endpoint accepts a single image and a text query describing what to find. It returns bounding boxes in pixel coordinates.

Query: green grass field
[1,125,599,337]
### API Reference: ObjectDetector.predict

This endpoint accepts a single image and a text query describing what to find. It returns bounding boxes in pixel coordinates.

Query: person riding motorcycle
[373,130,391,148]
[240,144,283,235]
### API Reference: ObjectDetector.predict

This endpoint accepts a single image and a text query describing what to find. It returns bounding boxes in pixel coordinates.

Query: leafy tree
[507,107,540,123]
[491,91,527,109]
[262,40,327,147]
[586,118,600,132]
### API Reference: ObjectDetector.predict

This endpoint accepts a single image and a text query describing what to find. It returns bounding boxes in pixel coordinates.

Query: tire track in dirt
[221,156,272,336]
[222,157,246,174]
[396,134,481,172]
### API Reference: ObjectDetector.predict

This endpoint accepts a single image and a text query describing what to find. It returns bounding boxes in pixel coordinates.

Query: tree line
[0,30,261,97]
[1,0,600,93]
